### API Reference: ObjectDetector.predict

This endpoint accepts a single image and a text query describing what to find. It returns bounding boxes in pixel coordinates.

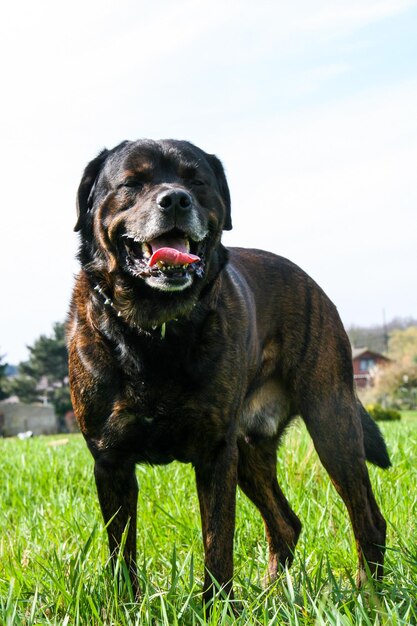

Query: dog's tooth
[142,243,151,258]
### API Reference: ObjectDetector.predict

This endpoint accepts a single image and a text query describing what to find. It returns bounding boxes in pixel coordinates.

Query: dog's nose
[156,189,193,214]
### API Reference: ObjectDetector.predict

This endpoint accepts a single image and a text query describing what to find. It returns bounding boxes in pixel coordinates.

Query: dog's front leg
[195,439,238,605]
[94,458,139,597]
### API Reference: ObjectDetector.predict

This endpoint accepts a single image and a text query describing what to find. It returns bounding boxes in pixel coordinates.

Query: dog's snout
[156,189,193,214]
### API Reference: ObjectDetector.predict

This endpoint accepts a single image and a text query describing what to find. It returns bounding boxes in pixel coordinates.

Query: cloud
[1,0,416,361]
[298,0,417,34]
[221,77,417,324]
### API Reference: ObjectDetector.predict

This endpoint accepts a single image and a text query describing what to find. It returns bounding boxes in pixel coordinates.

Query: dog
[67,139,390,603]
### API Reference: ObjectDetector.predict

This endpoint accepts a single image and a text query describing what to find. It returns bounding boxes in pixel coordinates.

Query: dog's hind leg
[237,436,302,583]
[302,396,387,584]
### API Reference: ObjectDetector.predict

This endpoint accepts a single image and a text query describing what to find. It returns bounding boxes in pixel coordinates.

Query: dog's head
[75,139,231,324]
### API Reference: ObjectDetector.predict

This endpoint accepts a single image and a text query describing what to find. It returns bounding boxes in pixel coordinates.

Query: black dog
[67,139,390,602]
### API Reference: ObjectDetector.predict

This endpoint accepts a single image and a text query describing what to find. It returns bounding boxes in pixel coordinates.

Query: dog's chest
[102,382,226,464]
[97,336,235,463]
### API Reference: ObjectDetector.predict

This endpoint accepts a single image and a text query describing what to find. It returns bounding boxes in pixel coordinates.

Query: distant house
[352,347,391,388]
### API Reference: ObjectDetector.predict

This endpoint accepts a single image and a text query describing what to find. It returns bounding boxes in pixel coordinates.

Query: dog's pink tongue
[149,247,200,267]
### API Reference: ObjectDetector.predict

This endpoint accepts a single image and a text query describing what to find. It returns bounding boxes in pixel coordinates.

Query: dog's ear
[207,154,232,231]
[74,149,109,232]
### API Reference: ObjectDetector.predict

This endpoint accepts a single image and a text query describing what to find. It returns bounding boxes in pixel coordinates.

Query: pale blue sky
[1,0,416,363]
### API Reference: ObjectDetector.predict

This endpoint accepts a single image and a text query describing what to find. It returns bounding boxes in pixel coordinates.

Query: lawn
[0,415,416,625]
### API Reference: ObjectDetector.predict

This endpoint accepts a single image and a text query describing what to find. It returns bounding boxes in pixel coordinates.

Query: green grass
[0,416,416,625]
[400,410,417,420]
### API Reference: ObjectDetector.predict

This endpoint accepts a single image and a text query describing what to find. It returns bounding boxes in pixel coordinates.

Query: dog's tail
[359,402,391,468]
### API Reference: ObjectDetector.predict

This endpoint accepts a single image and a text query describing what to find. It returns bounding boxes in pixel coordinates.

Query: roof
[351,347,390,361]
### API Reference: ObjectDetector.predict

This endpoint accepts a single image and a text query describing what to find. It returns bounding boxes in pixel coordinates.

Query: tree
[7,323,72,419]
[0,352,8,401]
[20,322,69,384]
[347,317,417,354]
[388,326,417,364]
[371,326,417,410]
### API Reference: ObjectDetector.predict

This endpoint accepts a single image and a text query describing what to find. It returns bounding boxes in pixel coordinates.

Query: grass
[0,416,416,625]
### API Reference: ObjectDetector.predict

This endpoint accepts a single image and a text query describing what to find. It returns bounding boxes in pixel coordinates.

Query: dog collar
[93,284,167,338]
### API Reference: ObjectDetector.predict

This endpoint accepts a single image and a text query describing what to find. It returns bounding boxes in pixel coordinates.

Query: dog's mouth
[122,230,205,285]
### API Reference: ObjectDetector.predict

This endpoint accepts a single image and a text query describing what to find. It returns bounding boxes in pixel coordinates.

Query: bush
[366,403,401,421]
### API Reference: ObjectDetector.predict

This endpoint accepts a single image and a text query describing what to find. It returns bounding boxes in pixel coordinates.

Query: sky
[1,0,416,364]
